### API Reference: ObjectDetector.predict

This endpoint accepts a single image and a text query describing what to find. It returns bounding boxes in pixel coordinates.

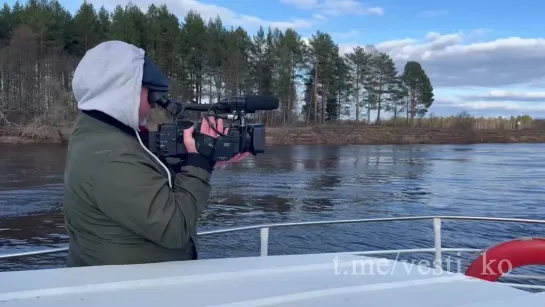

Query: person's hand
[215,151,251,169]
[183,126,198,153]
[182,116,250,169]
[213,123,251,169]
[183,116,223,154]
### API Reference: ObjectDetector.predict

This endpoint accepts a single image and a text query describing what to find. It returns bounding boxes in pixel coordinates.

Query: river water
[1,143,545,283]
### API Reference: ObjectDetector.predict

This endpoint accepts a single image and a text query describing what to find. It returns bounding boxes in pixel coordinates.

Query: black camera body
[146,120,266,161]
[142,92,277,162]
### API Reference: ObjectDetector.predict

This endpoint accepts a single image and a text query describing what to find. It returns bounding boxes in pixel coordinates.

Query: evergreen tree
[0,0,434,128]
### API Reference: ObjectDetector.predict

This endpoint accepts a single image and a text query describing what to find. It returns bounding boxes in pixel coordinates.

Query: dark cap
[142,56,169,92]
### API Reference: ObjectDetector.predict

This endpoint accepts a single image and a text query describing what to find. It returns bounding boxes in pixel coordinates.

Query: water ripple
[0,143,545,278]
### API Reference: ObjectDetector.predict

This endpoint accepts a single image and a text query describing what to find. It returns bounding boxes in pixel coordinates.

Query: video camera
[141,91,279,162]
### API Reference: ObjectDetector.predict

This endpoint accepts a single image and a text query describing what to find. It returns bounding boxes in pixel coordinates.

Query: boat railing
[1,215,545,290]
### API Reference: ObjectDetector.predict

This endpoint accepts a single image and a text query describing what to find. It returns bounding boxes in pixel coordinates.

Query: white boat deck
[0,252,539,306]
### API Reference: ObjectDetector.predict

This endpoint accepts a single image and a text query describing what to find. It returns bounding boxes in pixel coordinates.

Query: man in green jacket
[63,40,249,267]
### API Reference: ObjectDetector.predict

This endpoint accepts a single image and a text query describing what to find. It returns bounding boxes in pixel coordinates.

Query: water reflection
[0,210,66,249]
[0,144,67,190]
[1,143,545,274]
[298,198,334,213]
[307,174,342,190]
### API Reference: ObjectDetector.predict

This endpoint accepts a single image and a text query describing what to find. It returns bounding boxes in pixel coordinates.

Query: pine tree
[0,0,434,128]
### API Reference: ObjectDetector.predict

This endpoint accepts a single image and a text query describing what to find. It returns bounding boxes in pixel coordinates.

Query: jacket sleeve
[93,150,213,249]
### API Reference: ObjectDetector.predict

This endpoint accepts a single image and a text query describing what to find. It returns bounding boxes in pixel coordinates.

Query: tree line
[1,0,435,128]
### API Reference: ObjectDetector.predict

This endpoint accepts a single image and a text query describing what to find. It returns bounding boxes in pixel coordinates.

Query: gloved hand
[183,116,251,171]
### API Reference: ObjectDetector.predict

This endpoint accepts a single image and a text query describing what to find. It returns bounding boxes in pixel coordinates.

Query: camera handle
[194,132,239,161]
[175,118,240,162]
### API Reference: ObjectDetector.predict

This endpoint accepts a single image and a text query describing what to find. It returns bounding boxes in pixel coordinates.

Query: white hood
[72,40,145,130]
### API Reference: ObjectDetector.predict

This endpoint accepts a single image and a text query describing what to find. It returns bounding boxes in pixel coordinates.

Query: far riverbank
[2,124,545,146]
[267,125,545,145]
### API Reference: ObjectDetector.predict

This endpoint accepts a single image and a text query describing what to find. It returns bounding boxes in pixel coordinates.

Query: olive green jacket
[63,110,213,266]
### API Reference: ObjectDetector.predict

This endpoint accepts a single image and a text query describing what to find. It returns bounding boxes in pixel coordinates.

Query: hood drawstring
[135,127,173,189]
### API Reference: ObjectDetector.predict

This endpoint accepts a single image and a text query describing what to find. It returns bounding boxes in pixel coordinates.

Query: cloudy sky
[12,0,545,118]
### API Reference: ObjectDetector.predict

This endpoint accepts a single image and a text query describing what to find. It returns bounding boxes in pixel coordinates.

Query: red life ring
[464,237,545,281]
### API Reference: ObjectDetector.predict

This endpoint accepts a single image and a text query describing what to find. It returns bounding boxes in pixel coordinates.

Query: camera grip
[194,132,216,159]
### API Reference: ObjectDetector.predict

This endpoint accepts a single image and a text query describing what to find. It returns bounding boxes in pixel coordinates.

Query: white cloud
[367,7,385,15]
[461,91,545,102]
[89,0,314,30]
[339,30,545,115]
[180,0,315,29]
[312,13,327,21]
[340,30,545,88]
[281,0,318,9]
[281,0,385,16]
[421,87,545,115]
[435,98,545,112]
